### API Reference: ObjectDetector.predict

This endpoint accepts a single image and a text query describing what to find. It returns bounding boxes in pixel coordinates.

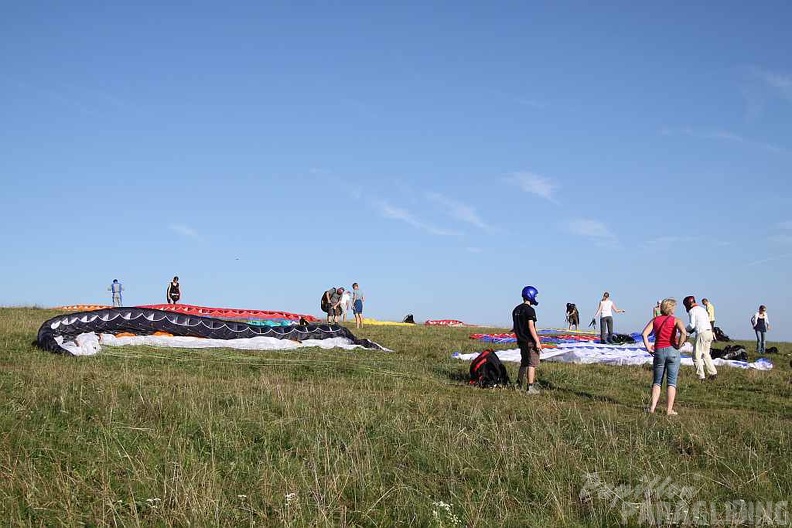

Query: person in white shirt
[593,292,625,344]
[683,296,717,381]
[751,305,771,354]
[339,288,352,323]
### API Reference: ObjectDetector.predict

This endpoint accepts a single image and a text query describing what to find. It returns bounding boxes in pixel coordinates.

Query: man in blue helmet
[512,285,544,394]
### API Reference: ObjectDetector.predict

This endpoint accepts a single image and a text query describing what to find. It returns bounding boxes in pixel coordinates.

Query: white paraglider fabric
[57,333,391,356]
[452,342,773,371]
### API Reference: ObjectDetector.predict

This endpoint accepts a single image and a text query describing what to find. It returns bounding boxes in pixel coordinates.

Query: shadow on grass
[539,379,625,406]
[433,365,471,383]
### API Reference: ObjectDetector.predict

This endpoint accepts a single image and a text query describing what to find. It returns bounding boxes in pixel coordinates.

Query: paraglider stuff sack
[469,349,510,388]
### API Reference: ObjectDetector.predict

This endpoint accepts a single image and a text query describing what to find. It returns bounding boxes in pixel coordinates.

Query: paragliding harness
[403,314,415,324]
[469,349,510,388]
[609,333,636,345]
[713,326,730,342]
[711,345,747,362]
[320,290,332,314]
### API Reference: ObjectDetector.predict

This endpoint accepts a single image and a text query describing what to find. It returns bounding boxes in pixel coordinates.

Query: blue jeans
[652,346,681,387]
[755,330,766,353]
[600,316,614,343]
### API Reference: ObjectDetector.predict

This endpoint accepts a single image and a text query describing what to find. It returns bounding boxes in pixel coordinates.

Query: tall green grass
[1,308,790,526]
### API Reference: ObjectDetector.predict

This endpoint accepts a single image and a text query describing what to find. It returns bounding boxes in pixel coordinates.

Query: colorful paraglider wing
[37,308,385,356]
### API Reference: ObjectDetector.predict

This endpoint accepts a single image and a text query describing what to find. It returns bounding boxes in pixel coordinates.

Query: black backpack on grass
[469,349,510,388]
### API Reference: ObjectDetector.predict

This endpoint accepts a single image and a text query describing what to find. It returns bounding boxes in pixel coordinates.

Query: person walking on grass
[351,282,365,329]
[683,296,717,381]
[751,305,771,354]
[641,298,687,415]
[108,279,124,307]
[512,285,544,395]
[593,292,625,344]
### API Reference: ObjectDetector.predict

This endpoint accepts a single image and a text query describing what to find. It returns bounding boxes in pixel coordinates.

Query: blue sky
[2,1,790,341]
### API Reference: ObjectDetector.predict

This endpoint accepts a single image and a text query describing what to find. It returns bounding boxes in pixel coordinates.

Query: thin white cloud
[169,224,200,240]
[425,192,490,230]
[374,200,461,236]
[506,171,559,202]
[777,221,792,230]
[747,252,792,266]
[769,233,792,245]
[567,219,618,247]
[661,127,787,153]
[754,68,792,99]
[515,97,545,109]
[642,236,698,251]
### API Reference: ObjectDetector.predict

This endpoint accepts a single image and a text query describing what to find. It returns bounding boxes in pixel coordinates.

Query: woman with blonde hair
[641,298,687,415]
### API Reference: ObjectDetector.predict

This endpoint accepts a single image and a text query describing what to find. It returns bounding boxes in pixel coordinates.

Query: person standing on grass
[641,298,687,415]
[322,286,344,324]
[108,279,124,307]
[339,288,352,323]
[167,276,181,304]
[751,305,771,354]
[593,292,625,344]
[702,298,716,332]
[566,303,580,331]
[512,285,544,394]
[351,282,365,329]
[683,296,717,381]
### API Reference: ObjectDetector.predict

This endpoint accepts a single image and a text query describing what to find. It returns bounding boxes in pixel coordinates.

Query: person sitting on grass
[641,298,687,416]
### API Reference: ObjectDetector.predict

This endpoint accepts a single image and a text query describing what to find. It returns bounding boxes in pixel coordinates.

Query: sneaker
[707,374,717,381]
[527,385,541,395]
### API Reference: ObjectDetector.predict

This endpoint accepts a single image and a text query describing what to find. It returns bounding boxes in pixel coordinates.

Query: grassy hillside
[1,308,790,526]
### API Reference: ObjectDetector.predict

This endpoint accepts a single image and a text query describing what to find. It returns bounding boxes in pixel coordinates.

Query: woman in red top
[641,298,687,415]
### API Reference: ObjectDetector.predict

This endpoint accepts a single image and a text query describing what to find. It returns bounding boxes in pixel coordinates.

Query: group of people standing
[107,276,181,307]
[564,292,626,344]
[520,288,772,412]
[321,283,365,328]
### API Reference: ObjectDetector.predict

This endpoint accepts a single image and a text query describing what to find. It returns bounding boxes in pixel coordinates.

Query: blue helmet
[521,286,539,305]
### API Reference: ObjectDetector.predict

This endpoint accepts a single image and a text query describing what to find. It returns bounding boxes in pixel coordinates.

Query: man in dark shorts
[322,287,344,323]
[512,285,544,394]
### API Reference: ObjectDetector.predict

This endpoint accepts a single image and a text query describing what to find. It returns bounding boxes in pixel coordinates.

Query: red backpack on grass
[469,349,511,388]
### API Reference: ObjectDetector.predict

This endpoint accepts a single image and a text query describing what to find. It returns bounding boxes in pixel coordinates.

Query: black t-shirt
[512,303,538,344]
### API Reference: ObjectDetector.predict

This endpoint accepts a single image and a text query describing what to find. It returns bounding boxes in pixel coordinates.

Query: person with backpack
[321,287,344,324]
[565,303,580,331]
[108,279,124,307]
[512,285,544,394]
[641,298,687,415]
